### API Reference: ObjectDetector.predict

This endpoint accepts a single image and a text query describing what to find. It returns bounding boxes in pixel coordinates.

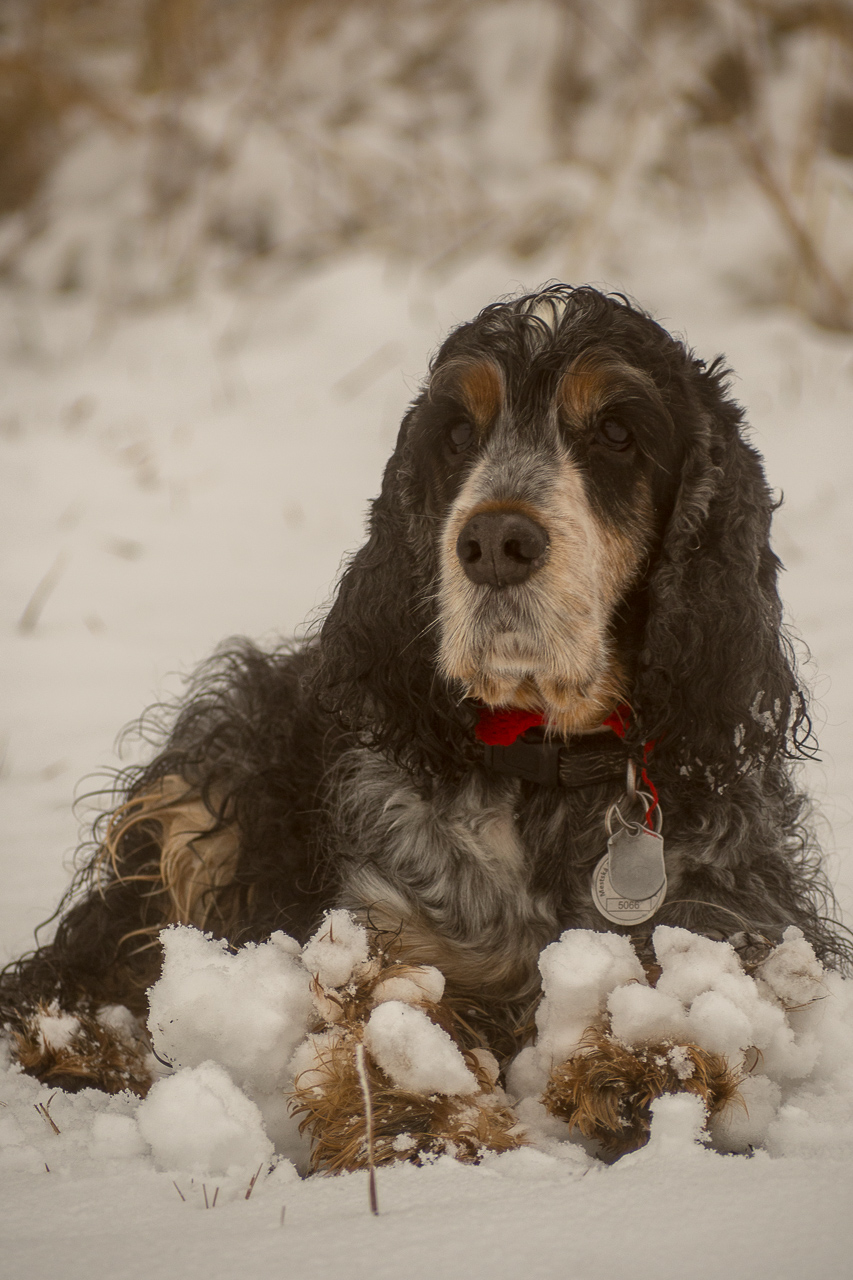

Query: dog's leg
[518,927,825,1157]
[289,916,526,1170]
[2,775,242,1094]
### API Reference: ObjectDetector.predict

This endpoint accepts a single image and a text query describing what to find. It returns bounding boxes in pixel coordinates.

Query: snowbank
[3,918,852,1190]
[2,900,853,1280]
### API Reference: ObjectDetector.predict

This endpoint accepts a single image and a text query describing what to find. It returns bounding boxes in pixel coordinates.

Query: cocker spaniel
[2,284,848,1146]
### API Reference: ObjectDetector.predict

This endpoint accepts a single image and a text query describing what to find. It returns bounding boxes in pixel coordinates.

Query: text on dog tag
[591,826,667,926]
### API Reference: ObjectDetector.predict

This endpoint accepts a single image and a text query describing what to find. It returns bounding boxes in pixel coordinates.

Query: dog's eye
[447,421,475,454]
[595,418,633,451]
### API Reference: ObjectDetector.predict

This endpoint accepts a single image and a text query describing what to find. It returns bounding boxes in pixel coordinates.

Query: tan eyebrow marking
[559,350,658,425]
[430,358,504,429]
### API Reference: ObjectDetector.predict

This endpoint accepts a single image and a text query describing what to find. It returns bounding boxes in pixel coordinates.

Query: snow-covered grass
[5,1,852,328]
[2,912,853,1278]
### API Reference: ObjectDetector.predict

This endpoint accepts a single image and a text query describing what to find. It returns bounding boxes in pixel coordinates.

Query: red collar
[474,707,547,747]
[474,702,632,747]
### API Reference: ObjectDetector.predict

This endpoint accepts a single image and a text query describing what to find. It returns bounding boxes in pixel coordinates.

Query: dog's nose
[456,511,549,586]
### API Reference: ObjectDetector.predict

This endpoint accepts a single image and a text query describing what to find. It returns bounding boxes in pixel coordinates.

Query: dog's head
[316,285,809,787]
[425,308,683,735]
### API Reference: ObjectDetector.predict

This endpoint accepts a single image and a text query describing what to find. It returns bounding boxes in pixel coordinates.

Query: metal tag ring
[605,788,662,837]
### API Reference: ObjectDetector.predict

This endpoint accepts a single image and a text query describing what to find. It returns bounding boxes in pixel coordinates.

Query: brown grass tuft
[542,1026,742,1156]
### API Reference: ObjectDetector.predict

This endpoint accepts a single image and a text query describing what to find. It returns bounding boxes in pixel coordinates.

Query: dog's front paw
[510,924,827,1158]
[290,911,524,1171]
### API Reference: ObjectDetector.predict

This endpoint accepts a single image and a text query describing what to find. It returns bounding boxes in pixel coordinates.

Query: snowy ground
[2,214,853,1275]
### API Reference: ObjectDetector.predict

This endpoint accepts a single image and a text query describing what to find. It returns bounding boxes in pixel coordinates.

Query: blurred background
[1,0,852,324]
[1,0,853,958]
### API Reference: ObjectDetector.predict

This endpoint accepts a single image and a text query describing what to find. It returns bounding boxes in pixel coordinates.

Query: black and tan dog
[2,284,848,1130]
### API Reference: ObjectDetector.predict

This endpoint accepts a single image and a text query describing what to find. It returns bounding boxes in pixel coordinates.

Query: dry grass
[1,2,851,322]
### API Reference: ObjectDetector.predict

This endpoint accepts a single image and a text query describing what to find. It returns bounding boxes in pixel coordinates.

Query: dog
[2,283,848,1105]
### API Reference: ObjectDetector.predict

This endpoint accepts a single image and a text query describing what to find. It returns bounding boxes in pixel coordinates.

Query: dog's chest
[332,753,563,982]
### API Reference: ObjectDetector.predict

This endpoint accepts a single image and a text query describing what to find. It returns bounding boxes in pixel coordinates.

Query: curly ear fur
[632,358,811,790]
[311,416,475,779]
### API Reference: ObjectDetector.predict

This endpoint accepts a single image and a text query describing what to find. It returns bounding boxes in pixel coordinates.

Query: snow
[139,921,495,1167]
[148,927,312,1094]
[35,1004,82,1052]
[5,916,850,1231]
[301,910,372,992]
[532,928,647,1065]
[653,927,745,1004]
[3,8,853,1273]
[90,1112,148,1162]
[146,927,320,1165]
[760,925,828,1006]
[363,1001,478,1097]
[710,1073,781,1151]
[506,923,853,1159]
[607,982,689,1046]
[626,1093,713,1165]
[137,1061,274,1177]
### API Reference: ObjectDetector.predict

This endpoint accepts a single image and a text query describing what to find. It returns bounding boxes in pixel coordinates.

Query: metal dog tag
[591,839,666,931]
[591,778,667,925]
[607,824,666,900]
[591,831,667,926]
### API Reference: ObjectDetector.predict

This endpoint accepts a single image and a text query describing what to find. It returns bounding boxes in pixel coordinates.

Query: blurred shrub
[0,0,850,326]
[0,44,123,214]
[825,92,853,154]
[0,52,64,214]
[689,48,756,125]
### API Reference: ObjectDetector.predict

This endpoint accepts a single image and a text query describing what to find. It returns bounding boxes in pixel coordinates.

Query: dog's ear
[633,373,810,788]
[312,412,470,777]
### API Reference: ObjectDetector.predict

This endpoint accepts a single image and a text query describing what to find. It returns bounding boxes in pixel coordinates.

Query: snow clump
[147,926,313,1095]
[507,929,646,1099]
[363,1001,478,1096]
[1,916,852,1183]
[146,925,318,1165]
[137,1060,274,1175]
[628,1093,712,1164]
[301,909,372,991]
[510,923,853,1156]
[34,1004,81,1052]
[535,929,647,1061]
